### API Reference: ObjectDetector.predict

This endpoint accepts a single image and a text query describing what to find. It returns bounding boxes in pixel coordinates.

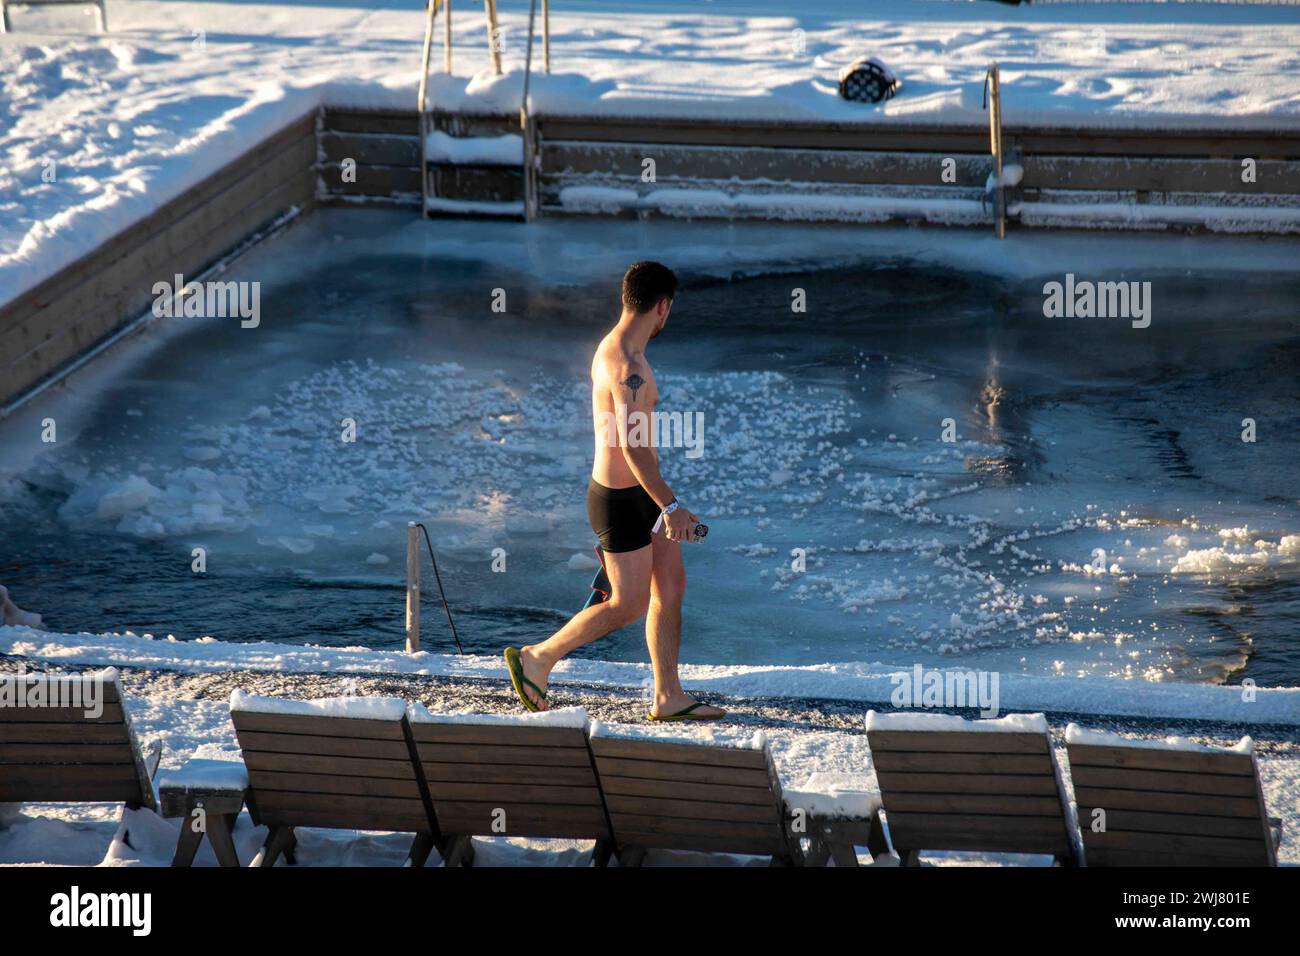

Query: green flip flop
[504,647,547,713]
[647,701,724,722]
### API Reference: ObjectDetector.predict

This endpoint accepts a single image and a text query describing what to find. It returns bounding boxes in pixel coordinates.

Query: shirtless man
[504,261,724,721]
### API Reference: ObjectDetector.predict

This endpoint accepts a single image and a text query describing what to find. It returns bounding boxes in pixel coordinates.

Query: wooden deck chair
[230,691,441,867]
[866,710,1079,866]
[0,668,161,849]
[408,705,611,866]
[1066,724,1279,866]
[588,723,809,866]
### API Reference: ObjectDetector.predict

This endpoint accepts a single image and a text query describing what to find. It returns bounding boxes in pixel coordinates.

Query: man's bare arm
[610,361,675,508]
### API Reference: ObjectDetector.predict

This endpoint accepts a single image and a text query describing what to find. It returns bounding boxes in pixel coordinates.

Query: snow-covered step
[422,129,526,216]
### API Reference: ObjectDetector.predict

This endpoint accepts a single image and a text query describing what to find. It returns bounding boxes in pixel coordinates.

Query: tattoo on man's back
[622,373,646,401]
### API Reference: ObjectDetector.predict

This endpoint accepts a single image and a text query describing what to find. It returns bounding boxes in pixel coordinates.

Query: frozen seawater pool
[2,210,1298,686]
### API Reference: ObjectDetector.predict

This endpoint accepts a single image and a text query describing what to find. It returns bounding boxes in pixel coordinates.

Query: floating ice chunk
[566,552,600,571]
[96,476,161,520]
[365,553,389,565]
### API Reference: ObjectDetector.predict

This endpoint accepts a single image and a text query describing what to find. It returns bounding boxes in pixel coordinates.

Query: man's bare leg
[516,546,653,711]
[646,534,724,719]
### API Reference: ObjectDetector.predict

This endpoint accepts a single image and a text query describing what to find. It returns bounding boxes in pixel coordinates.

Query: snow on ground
[3,1,1300,302]
[4,625,1297,724]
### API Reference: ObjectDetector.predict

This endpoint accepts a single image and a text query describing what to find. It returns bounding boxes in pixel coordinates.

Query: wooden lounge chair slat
[599,775,778,806]
[0,743,136,764]
[1073,786,1260,818]
[255,808,433,832]
[231,711,406,740]
[235,730,412,760]
[252,790,428,821]
[1066,743,1254,776]
[593,757,771,788]
[435,811,607,838]
[0,703,125,723]
[419,762,597,787]
[1084,847,1265,867]
[886,812,1070,838]
[425,782,603,806]
[242,752,416,779]
[416,742,593,766]
[248,771,423,799]
[872,751,1050,775]
[881,793,1065,816]
[590,737,769,769]
[873,771,1060,796]
[1069,765,1257,797]
[1,677,124,707]
[1076,808,1274,840]
[867,730,1049,754]
[0,722,134,743]
[611,812,781,842]
[1085,830,1268,864]
[411,724,587,748]
[0,765,143,801]
[615,830,785,856]
[886,826,1071,856]
[605,794,779,823]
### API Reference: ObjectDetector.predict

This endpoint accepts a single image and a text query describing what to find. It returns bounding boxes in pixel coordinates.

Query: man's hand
[663,506,700,543]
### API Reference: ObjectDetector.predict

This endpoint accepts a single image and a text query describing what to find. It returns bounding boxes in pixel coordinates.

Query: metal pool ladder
[417,0,550,219]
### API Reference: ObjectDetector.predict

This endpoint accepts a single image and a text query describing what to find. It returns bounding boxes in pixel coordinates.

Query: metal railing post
[484,0,502,75]
[406,522,421,653]
[521,0,540,220]
[985,62,1005,240]
[543,0,550,74]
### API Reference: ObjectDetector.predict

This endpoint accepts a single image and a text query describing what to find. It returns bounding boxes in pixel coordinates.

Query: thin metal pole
[986,63,1005,240]
[417,0,438,115]
[542,0,550,74]
[418,0,441,218]
[520,0,539,220]
[484,0,502,75]
[405,522,421,653]
[444,0,452,73]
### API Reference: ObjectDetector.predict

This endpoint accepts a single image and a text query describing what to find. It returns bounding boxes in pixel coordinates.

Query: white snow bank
[590,719,766,751]
[783,773,881,820]
[1,666,118,686]
[155,757,249,792]
[5,627,1298,726]
[409,704,588,729]
[866,709,1049,735]
[1065,723,1253,756]
[424,131,523,166]
[229,689,406,721]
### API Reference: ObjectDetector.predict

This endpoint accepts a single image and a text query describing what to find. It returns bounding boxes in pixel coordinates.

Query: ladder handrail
[521,0,540,219]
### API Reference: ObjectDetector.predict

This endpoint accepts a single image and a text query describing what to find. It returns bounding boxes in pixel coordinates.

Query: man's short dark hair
[622,261,677,314]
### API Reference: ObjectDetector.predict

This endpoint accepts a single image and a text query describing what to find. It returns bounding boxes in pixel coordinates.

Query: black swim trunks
[586,479,661,553]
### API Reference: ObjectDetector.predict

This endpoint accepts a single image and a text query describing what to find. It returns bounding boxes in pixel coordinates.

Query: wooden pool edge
[5,105,1300,412]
